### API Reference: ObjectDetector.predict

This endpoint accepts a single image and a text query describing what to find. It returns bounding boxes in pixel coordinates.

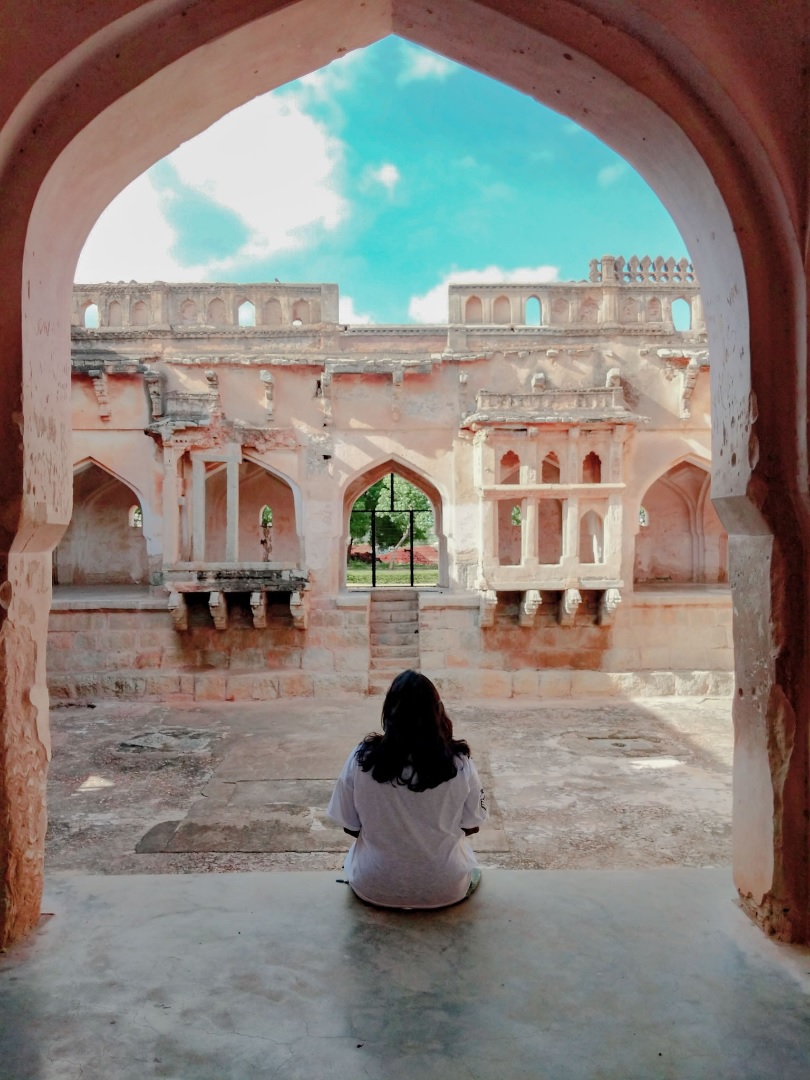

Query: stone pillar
[191,455,206,561]
[566,427,581,485]
[563,495,580,561]
[522,498,539,568]
[162,446,182,565]
[226,455,239,562]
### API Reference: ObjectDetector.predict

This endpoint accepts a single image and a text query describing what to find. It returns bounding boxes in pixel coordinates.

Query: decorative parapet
[461,388,648,429]
[588,255,696,285]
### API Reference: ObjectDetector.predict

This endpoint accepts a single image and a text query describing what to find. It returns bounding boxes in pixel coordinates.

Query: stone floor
[2,868,810,1079]
[45,695,733,874]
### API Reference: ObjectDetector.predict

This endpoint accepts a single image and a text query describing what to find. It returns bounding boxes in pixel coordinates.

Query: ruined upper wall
[71,282,339,330]
[72,256,703,337]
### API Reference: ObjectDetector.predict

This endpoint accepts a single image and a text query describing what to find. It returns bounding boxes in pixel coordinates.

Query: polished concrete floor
[2,868,809,1079]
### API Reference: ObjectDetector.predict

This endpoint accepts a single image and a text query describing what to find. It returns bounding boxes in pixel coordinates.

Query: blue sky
[77,37,687,324]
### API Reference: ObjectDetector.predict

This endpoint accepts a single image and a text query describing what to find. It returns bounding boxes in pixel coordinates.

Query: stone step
[369,611,419,626]
[369,600,419,613]
[370,630,419,647]
[370,642,420,658]
[370,656,419,671]
[369,590,420,602]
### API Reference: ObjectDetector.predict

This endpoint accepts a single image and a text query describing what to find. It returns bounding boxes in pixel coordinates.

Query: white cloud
[367,163,401,191]
[408,265,559,323]
[76,172,200,282]
[597,162,628,187]
[338,295,372,324]
[76,91,348,281]
[397,43,457,85]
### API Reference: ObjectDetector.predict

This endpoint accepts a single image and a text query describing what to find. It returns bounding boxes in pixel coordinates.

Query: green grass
[346,566,439,585]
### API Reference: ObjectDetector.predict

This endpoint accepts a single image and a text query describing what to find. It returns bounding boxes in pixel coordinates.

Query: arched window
[108,300,123,327]
[238,300,256,327]
[524,296,542,325]
[582,452,602,483]
[465,296,483,324]
[83,302,99,328]
[672,297,692,331]
[208,297,226,324]
[579,510,604,564]
[179,298,197,324]
[541,453,560,483]
[493,295,511,323]
[128,505,143,528]
[639,506,649,527]
[131,300,148,326]
[264,298,282,325]
[292,299,310,325]
[500,451,520,484]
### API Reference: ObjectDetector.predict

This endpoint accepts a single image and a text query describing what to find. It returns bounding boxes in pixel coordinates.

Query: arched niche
[465,296,483,324]
[204,460,300,564]
[108,300,123,327]
[634,460,728,584]
[55,462,148,585]
[493,295,511,324]
[179,298,197,324]
[342,459,448,588]
[550,298,569,325]
[264,297,283,326]
[291,299,310,324]
[579,299,598,324]
[131,300,149,326]
[208,297,227,324]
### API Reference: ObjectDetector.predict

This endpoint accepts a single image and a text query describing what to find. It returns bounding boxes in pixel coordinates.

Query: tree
[347,474,435,565]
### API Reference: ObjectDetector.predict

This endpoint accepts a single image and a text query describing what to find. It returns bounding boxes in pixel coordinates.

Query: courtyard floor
[45,694,733,875]
[8,694,810,1079]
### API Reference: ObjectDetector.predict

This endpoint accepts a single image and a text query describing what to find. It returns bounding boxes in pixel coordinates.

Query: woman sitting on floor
[327,669,488,909]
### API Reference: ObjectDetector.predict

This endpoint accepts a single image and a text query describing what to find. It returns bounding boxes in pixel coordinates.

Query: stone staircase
[368,590,420,695]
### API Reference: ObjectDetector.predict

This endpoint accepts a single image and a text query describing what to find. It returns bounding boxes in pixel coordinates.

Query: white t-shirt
[327,746,488,909]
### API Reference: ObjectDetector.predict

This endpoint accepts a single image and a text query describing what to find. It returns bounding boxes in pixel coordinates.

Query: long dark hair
[356,670,470,792]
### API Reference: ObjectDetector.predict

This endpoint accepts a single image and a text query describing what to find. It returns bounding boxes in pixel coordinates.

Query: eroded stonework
[53,258,731,700]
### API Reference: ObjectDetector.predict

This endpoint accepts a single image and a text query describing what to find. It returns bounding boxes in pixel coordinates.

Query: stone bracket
[250,590,267,629]
[290,590,308,630]
[87,368,111,420]
[144,370,163,419]
[558,588,581,626]
[209,590,228,630]
[260,370,274,419]
[479,589,498,628]
[598,588,622,626]
[519,589,542,627]
[168,590,188,631]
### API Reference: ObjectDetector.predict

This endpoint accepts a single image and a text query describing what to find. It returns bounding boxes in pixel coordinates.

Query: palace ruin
[52,255,731,702]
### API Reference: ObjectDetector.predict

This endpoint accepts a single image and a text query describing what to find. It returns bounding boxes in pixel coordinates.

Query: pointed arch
[342,457,448,589]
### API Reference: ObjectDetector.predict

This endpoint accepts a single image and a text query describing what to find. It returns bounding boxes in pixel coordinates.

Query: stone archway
[0,0,807,944]
[55,462,149,586]
[343,458,448,590]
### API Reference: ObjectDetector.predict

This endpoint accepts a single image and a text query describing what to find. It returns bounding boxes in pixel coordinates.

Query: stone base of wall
[47,585,734,702]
